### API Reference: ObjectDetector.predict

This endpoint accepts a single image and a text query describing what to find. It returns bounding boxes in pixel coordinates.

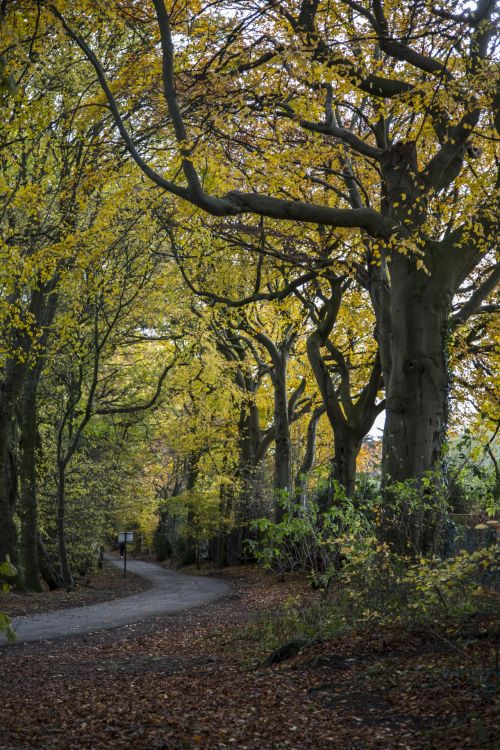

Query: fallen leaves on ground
[0,566,498,749]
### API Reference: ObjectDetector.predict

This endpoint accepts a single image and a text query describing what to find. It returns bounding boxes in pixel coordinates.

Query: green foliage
[0,612,17,644]
[1,1,497,591]
[246,540,499,654]
[0,559,18,644]
[248,484,374,587]
[403,546,500,616]
[157,487,230,565]
[0,55,16,96]
[381,471,450,554]
[247,473,499,648]
[446,431,499,517]
[337,536,498,622]
[0,558,17,591]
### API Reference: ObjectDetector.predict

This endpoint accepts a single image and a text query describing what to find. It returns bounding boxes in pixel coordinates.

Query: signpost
[117,531,134,578]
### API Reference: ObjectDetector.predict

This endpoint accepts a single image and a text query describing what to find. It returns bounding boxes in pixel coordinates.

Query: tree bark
[294,405,325,507]
[38,535,63,590]
[331,424,362,498]
[0,360,25,584]
[56,460,74,589]
[272,349,292,522]
[251,330,298,522]
[228,397,266,564]
[19,291,58,590]
[178,451,202,566]
[379,253,452,552]
[306,282,384,503]
[382,266,450,480]
[0,286,55,585]
[19,367,43,591]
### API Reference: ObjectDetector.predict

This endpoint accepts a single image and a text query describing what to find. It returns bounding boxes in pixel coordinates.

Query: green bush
[0,559,18,644]
[245,539,499,655]
[446,430,499,517]
[247,484,374,588]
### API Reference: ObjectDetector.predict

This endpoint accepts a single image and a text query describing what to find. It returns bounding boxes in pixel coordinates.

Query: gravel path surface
[1,556,230,645]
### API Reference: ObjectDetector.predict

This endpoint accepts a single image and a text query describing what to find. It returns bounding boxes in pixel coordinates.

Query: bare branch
[452,263,500,327]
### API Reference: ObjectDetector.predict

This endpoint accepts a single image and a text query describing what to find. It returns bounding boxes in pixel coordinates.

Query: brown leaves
[0,566,497,749]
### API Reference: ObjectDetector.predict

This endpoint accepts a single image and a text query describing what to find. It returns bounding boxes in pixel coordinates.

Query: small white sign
[117,531,134,543]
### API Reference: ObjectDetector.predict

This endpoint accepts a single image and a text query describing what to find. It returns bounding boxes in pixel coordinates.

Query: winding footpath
[1,556,230,646]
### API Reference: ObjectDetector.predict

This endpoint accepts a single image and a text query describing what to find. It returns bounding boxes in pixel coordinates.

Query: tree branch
[278,103,383,160]
[452,262,500,327]
[95,360,176,415]
[49,5,193,204]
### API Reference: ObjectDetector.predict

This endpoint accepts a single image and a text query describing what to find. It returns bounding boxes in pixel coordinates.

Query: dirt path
[0,566,496,749]
[0,556,230,645]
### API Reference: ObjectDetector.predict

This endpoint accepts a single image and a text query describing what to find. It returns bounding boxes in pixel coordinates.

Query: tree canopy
[0,0,498,590]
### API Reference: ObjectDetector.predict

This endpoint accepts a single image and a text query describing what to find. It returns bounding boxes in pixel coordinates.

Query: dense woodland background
[0,0,498,598]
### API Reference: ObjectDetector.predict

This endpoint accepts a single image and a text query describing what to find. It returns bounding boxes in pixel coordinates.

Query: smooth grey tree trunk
[251,330,303,522]
[382,256,450,483]
[378,253,452,552]
[331,425,362,498]
[294,405,325,507]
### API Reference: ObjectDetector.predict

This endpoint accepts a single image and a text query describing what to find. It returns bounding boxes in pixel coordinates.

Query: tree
[210,306,313,518]
[53,0,499,550]
[0,1,154,582]
[44,209,178,586]
[294,404,326,507]
[305,277,384,496]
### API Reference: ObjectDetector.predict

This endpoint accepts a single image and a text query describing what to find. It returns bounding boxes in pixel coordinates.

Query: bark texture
[19,369,43,591]
[0,362,23,575]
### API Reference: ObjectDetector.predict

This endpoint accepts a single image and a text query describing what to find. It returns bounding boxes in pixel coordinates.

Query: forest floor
[0,565,498,749]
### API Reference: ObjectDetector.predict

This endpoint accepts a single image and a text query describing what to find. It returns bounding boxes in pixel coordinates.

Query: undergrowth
[241,543,500,659]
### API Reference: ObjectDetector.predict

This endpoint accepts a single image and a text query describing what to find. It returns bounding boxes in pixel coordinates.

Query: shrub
[0,559,18,644]
[247,484,374,588]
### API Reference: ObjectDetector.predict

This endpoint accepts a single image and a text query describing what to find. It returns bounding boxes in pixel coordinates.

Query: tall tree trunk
[0,287,54,584]
[331,425,362,499]
[19,291,57,590]
[272,351,292,522]
[238,399,266,516]
[213,463,235,567]
[306,283,384,505]
[56,460,74,589]
[0,361,25,584]
[38,535,63,590]
[228,400,266,564]
[19,367,43,591]
[380,254,451,552]
[183,451,201,565]
[251,331,297,522]
[295,405,325,507]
